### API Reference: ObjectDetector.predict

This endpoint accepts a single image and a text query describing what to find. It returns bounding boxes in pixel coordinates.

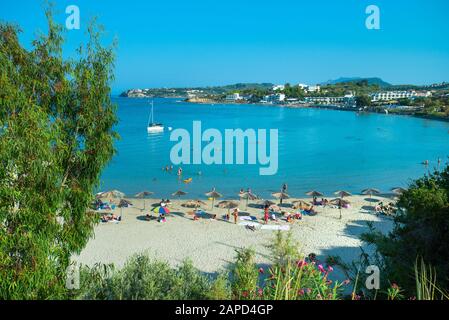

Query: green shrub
[361,164,449,296]
[76,255,213,300]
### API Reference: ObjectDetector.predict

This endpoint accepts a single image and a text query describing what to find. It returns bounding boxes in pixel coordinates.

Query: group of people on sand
[312,197,329,207]
[101,213,121,223]
[374,201,396,216]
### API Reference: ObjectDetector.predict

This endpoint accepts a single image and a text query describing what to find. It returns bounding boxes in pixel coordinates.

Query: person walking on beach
[233,208,239,224]
[264,205,269,224]
[177,167,183,177]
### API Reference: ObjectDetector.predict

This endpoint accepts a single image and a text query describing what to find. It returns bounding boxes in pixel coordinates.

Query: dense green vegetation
[74,232,346,300]
[361,163,449,298]
[0,9,117,298]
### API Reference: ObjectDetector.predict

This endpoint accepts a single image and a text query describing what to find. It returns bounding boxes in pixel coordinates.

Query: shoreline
[117,95,449,123]
[184,99,449,123]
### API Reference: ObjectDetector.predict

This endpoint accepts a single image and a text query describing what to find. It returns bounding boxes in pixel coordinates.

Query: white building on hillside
[263,93,285,104]
[371,91,418,102]
[297,84,321,93]
[225,93,241,102]
[272,84,285,91]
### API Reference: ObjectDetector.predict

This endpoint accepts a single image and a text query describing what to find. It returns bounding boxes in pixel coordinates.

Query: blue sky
[1,0,449,93]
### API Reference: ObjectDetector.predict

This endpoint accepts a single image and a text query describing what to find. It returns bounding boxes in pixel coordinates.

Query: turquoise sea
[99,97,449,199]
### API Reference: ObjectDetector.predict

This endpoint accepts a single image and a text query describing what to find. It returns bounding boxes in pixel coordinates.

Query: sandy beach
[74,195,395,281]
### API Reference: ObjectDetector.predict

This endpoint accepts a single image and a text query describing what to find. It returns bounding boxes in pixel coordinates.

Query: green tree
[0,9,117,299]
[356,95,372,107]
[361,164,449,296]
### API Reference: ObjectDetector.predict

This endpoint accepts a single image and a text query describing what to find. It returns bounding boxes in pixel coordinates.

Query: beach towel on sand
[239,216,257,221]
[260,225,290,231]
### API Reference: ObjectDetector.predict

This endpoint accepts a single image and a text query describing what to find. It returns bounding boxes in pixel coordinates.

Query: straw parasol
[205,188,223,210]
[218,200,239,218]
[96,190,125,219]
[292,200,311,210]
[172,190,188,199]
[334,190,352,198]
[391,187,406,195]
[271,192,289,205]
[258,199,276,207]
[218,200,239,209]
[239,191,258,209]
[330,198,351,219]
[306,190,324,197]
[119,199,132,207]
[361,188,381,199]
[97,190,125,200]
[182,199,207,209]
[118,199,132,218]
[135,191,154,210]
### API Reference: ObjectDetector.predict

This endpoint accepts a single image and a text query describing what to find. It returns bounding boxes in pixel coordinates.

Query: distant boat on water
[147,100,164,133]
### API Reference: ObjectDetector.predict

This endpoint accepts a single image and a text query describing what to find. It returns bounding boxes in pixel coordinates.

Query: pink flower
[343,279,350,285]
[242,291,248,298]
[296,260,307,268]
[258,288,263,296]
[298,289,305,296]
[306,288,312,294]
[391,283,399,290]
[258,267,264,274]
[318,264,326,273]
[326,280,333,285]
[327,265,334,272]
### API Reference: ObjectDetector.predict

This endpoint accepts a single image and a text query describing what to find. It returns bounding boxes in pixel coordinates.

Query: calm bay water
[99,97,449,199]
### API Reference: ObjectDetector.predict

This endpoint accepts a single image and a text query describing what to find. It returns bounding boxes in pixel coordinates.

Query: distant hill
[321,77,391,87]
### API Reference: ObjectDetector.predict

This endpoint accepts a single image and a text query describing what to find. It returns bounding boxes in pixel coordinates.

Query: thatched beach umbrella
[119,199,132,207]
[330,198,351,219]
[391,187,406,195]
[118,199,132,218]
[272,192,289,205]
[218,200,239,218]
[96,190,125,219]
[306,190,324,198]
[292,200,311,210]
[97,190,125,201]
[334,190,352,198]
[182,199,207,209]
[205,188,223,210]
[258,199,275,207]
[239,191,258,209]
[172,190,188,199]
[135,191,154,210]
[361,188,381,199]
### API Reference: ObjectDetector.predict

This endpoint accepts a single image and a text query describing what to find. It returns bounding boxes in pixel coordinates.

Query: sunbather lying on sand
[101,214,121,223]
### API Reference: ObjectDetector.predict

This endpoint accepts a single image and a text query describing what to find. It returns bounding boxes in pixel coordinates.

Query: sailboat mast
[151,100,154,123]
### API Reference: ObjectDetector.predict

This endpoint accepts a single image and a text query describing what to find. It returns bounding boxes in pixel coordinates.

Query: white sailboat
[147,100,164,133]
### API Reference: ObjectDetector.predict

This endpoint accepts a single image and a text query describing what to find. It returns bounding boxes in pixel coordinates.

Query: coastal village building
[305,94,355,106]
[262,93,286,104]
[370,90,430,102]
[272,84,285,91]
[297,84,321,93]
[225,93,241,102]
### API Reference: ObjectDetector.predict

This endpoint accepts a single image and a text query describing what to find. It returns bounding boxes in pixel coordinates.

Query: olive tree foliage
[0,9,117,299]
